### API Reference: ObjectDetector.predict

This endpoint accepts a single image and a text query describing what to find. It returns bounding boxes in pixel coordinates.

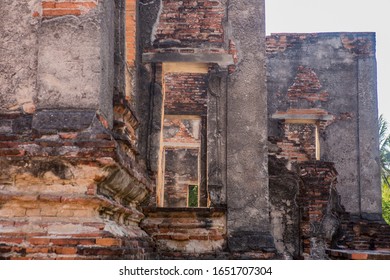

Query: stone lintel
[272,113,333,121]
[32,109,97,133]
[142,53,234,67]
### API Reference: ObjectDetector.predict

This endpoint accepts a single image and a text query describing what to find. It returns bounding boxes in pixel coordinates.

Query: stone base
[142,207,226,257]
[227,231,276,253]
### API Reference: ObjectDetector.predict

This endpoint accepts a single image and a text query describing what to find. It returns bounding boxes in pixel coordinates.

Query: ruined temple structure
[1,0,390,260]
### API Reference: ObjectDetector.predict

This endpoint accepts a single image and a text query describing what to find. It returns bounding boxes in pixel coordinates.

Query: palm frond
[379,114,390,188]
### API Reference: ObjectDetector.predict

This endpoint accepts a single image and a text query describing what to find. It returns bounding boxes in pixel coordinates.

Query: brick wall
[275,123,317,163]
[164,73,208,116]
[152,0,225,50]
[338,214,390,251]
[0,195,155,260]
[142,208,226,258]
[0,110,155,259]
[268,64,333,166]
[287,66,329,104]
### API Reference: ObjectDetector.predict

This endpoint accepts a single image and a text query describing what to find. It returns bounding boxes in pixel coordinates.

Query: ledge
[272,109,334,121]
[142,206,226,217]
[142,53,234,67]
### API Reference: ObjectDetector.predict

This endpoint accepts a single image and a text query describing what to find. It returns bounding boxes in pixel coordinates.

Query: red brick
[54,246,77,255]
[171,234,190,241]
[0,237,24,244]
[59,132,78,140]
[42,9,82,17]
[26,247,50,254]
[51,238,95,246]
[351,253,368,260]
[28,238,51,246]
[42,2,56,9]
[96,238,122,247]
[0,149,25,156]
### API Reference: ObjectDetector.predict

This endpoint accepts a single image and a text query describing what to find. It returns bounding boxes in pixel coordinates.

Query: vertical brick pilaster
[125,0,137,66]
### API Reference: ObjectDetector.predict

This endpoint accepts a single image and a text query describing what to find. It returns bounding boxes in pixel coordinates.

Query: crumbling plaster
[267,33,381,217]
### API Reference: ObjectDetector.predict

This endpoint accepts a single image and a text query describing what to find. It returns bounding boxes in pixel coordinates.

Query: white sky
[265,0,390,122]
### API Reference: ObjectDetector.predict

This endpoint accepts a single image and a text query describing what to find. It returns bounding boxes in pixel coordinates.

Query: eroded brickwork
[338,215,390,251]
[164,73,208,116]
[152,0,225,50]
[268,156,300,259]
[268,63,333,167]
[275,123,317,163]
[0,0,156,260]
[297,162,340,259]
[267,32,381,217]
[0,109,155,259]
[141,208,226,258]
[340,34,375,57]
[287,66,329,104]
[1,0,386,261]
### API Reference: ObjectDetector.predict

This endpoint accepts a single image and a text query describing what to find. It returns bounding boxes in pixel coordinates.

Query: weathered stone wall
[269,157,346,260]
[267,33,381,218]
[226,0,273,253]
[9,0,386,261]
[33,0,115,126]
[0,0,155,260]
[0,139,155,259]
[141,208,226,258]
[337,214,390,251]
[0,1,39,114]
[138,0,274,256]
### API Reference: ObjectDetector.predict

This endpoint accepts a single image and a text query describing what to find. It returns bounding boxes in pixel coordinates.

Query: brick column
[125,0,136,66]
